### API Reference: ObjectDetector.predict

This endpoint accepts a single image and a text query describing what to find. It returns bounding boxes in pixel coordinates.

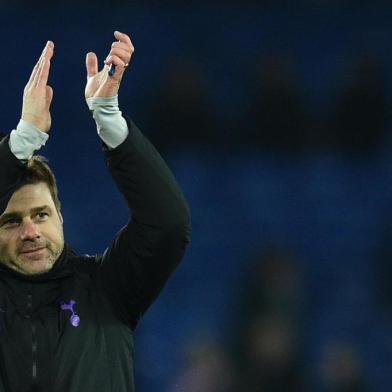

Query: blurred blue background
[2,1,392,391]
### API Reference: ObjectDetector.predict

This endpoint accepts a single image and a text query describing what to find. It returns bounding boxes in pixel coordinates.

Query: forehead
[3,183,55,214]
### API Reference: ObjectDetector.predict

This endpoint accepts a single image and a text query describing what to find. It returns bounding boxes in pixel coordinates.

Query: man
[0,31,191,391]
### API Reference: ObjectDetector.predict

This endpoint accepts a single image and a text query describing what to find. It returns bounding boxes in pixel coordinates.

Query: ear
[58,211,64,224]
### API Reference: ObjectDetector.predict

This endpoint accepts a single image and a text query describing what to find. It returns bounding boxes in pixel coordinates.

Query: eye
[35,212,49,221]
[2,219,20,228]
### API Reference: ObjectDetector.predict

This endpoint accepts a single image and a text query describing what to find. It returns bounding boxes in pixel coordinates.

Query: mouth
[20,247,46,255]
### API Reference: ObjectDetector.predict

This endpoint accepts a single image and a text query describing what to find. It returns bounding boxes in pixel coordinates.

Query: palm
[85,69,110,99]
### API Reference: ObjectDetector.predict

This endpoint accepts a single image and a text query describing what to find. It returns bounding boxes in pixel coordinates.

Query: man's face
[0,182,64,275]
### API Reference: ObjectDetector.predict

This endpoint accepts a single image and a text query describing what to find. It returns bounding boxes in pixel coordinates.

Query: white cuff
[86,95,128,149]
[9,119,49,160]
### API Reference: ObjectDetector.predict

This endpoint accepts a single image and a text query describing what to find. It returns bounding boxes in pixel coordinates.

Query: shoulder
[68,253,103,276]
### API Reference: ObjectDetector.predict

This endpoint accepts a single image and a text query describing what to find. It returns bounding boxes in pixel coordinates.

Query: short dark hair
[20,155,61,212]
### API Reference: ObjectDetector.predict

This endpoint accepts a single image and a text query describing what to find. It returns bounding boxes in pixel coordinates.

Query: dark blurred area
[2,1,392,391]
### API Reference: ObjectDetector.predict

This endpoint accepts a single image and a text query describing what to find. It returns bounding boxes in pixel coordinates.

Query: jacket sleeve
[97,118,191,329]
[0,135,27,214]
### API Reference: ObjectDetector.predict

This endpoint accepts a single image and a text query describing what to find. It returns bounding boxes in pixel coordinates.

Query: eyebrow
[0,205,52,226]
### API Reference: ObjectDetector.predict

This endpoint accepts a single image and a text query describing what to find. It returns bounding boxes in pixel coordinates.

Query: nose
[20,219,40,241]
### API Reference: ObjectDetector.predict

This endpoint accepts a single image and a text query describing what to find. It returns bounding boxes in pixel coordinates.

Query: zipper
[26,294,37,384]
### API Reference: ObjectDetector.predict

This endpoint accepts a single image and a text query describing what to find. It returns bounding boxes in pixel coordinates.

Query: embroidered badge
[60,300,80,327]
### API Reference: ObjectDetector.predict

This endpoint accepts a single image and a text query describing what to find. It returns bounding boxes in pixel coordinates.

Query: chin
[16,257,55,276]
[23,266,53,276]
[16,248,56,274]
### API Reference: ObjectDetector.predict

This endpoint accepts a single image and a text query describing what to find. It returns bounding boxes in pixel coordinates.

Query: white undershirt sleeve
[86,95,129,149]
[9,120,49,161]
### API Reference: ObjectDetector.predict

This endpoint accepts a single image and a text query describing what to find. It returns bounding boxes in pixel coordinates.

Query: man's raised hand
[22,41,54,133]
[85,31,134,99]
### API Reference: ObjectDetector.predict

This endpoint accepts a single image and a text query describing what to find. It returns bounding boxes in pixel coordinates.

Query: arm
[85,32,191,329]
[100,119,191,330]
[0,41,54,213]
[0,134,26,214]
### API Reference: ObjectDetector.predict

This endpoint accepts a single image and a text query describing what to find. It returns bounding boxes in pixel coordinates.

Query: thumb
[86,52,98,78]
[45,85,53,108]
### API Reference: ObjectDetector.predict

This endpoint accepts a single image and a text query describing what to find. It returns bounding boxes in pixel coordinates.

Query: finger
[104,54,125,67]
[27,62,40,87]
[86,52,99,78]
[27,41,54,86]
[44,41,55,61]
[104,55,126,78]
[114,31,134,50]
[33,41,54,87]
[45,85,53,108]
[109,45,131,56]
[111,41,133,52]
[36,57,51,88]
[105,47,131,65]
[32,56,46,87]
[110,42,133,61]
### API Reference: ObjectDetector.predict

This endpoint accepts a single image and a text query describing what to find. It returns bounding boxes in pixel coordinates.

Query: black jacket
[0,119,191,391]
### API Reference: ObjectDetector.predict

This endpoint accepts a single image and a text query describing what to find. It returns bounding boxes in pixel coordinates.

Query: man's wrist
[86,95,119,111]
[86,95,129,149]
[9,119,49,161]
